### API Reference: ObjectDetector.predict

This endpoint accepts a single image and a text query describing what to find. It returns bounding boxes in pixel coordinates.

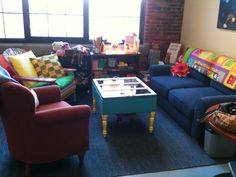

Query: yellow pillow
[8,51,38,88]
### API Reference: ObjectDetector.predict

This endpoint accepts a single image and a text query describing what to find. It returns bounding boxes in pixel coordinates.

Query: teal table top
[92,77,157,115]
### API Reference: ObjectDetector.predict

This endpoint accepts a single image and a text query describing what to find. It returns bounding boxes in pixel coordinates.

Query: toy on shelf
[148,40,161,65]
[124,33,140,53]
[93,36,104,54]
[164,43,182,64]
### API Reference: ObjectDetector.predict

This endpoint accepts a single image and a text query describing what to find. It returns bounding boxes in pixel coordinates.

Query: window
[89,0,142,43]
[28,0,84,37]
[0,0,143,43]
[0,0,24,38]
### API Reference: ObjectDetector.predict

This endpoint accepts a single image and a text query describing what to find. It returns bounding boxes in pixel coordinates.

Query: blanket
[0,66,18,84]
[184,48,236,90]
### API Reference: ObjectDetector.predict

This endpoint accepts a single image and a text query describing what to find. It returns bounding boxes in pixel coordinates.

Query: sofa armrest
[194,95,236,121]
[33,85,61,104]
[149,64,172,77]
[191,95,236,140]
[35,105,91,124]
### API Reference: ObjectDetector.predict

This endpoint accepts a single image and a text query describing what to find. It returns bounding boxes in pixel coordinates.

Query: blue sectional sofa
[149,48,236,142]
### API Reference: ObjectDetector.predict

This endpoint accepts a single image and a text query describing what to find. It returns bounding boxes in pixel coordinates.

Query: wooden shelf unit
[90,52,140,78]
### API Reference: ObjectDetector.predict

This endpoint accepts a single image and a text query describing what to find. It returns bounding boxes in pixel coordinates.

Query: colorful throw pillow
[0,54,15,76]
[30,54,65,78]
[170,61,190,77]
[8,51,38,88]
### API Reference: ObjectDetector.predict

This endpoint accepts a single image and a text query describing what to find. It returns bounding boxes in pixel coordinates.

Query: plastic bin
[204,127,236,158]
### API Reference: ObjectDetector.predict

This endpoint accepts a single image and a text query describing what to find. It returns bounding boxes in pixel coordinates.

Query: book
[164,43,182,64]
[92,60,98,70]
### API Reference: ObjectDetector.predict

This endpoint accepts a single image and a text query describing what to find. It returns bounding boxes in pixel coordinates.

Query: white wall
[181,0,236,58]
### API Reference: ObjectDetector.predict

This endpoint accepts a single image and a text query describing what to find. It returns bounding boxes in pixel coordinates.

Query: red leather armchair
[0,82,91,176]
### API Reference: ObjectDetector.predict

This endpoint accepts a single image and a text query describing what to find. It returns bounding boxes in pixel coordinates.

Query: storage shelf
[91,52,140,78]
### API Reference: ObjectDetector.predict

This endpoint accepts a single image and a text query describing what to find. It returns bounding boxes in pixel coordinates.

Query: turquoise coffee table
[92,77,157,137]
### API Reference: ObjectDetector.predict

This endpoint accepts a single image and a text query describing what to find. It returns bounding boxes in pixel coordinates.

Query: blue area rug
[0,95,218,177]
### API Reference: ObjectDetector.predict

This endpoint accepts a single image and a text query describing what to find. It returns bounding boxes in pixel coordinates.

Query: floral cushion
[170,61,190,77]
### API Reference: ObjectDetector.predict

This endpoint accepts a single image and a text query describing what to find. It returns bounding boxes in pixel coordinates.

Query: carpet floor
[0,94,219,177]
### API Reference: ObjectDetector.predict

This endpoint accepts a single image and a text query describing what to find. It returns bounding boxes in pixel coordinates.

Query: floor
[122,164,231,177]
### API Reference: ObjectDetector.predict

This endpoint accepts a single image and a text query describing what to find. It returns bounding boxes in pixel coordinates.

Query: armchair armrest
[63,68,77,73]
[13,76,56,84]
[149,64,172,77]
[33,85,61,104]
[35,105,91,124]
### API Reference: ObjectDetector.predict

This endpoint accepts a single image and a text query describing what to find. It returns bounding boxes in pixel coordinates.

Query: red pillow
[170,61,190,77]
[0,54,15,77]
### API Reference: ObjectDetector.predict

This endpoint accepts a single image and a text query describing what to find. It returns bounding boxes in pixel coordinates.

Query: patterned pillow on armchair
[30,54,65,78]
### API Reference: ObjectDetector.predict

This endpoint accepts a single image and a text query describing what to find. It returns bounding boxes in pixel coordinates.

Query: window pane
[0,15,5,38]
[48,15,66,37]
[89,0,141,41]
[4,14,24,38]
[30,14,48,36]
[90,0,141,17]
[90,17,139,43]
[0,1,2,12]
[28,0,47,14]
[2,0,22,13]
[66,15,83,37]
[65,0,83,15]
[48,0,65,14]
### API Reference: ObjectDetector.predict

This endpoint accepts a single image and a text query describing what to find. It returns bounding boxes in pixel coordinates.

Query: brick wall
[143,0,185,58]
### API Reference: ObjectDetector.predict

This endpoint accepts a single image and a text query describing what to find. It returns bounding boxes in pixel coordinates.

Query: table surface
[92,77,156,99]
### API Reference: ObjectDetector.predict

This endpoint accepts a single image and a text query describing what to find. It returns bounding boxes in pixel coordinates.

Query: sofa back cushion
[210,80,236,95]
[190,68,210,85]
[185,48,236,91]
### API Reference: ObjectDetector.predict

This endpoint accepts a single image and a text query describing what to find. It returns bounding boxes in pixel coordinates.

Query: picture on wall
[217,0,236,31]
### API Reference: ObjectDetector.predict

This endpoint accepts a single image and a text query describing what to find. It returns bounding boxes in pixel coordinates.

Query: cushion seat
[55,75,74,89]
[37,101,70,112]
[151,75,208,98]
[168,87,224,119]
[32,75,74,89]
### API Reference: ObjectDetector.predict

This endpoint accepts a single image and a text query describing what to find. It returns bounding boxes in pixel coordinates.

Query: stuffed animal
[52,41,71,56]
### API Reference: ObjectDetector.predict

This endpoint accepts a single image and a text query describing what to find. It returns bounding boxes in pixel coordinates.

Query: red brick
[143,0,184,56]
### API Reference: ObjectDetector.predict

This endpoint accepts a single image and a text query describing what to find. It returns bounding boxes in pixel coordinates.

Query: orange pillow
[0,54,15,76]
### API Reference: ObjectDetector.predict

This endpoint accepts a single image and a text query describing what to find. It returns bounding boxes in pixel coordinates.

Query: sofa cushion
[210,80,236,95]
[168,87,224,119]
[55,75,74,89]
[151,75,207,98]
[190,68,210,84]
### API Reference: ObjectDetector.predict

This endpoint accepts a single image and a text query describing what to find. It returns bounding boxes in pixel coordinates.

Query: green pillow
[182,48,196,62]
[31,82,51,88]
[56,75,74,89]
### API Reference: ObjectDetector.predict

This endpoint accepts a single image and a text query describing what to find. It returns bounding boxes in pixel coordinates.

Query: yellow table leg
[149,112,155,133]
[102,115,108,138]
[92,97,96,113]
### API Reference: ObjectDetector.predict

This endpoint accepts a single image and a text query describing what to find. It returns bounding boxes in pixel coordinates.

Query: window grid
[0,0,24,39]
[0,0,143,43]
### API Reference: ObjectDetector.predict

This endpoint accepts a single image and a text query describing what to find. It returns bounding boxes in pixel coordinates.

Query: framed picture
[217,0,236,31]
